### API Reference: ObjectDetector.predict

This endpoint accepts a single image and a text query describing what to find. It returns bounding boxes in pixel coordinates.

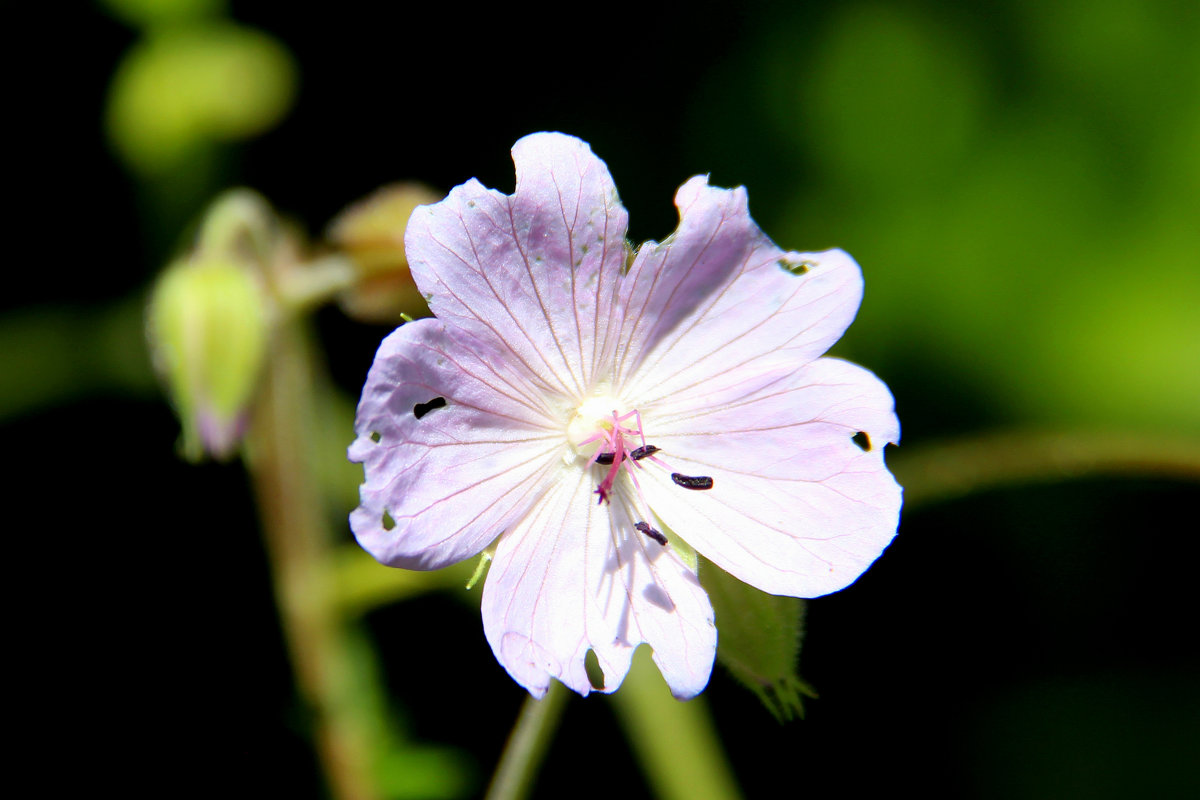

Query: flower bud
[147,194,273,460]
[327,183,441,323]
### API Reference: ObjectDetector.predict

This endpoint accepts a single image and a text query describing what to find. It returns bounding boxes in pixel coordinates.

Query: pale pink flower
[349,133,901,699]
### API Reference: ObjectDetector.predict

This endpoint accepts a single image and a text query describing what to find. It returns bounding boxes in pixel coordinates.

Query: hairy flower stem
[892,429,1200,509]
[246,317,378,800]
[485,682,569,800]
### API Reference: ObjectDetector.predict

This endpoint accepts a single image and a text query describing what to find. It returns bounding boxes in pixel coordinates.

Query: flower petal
[616,176,863,406]
[481,467,716,698]
[641,357,901,598]
[349,318,565,570]
[404,132,629,400]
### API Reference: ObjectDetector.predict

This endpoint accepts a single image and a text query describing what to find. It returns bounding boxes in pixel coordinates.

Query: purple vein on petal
[390,442,562,552]
[427,212,577,399]
[506,197,585,399]
[408,338,561,427]
[550,160,587,388]
[635,271,854,408]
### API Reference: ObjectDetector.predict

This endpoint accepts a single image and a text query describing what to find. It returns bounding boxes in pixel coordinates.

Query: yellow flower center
[566,395,630,457]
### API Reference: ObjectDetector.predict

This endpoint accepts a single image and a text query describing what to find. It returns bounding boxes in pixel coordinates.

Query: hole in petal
[851,431,872,451]
[778,257,815,276]
[413,397,446,419]
[381,510,396,530]
[584,649,605,690]
[369,431,382,443]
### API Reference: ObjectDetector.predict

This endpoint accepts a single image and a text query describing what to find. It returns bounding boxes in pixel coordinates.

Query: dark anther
[634,521,668,546]
[671,473,714,490]
[630,444,660,461]
[851,431,871,451]
[413,397,447,419]
[596,445,658,466]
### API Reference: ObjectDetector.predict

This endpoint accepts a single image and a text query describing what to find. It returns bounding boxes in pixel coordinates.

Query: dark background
[9,1,1198,797]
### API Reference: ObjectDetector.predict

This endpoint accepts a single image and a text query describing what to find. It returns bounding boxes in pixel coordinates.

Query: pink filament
[583,409,645,504]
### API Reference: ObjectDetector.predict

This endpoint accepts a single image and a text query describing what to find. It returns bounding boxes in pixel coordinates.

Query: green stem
[611,648,743,800]
[485,682,569,800]
[280,255,360,314]
[246,316,378,800]
[890,428,1200,509]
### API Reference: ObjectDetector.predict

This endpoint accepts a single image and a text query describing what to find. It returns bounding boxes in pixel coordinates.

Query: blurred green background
[8,0,1197,797]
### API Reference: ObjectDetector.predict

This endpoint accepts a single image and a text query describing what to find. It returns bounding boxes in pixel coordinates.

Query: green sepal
[698,556,816,721]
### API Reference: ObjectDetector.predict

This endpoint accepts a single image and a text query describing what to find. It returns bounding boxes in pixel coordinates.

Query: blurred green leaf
[0,300,156,421]
[746,0,1200,435]
[781,3,987,189]
[99,0,226,28]
[106,23,296,175]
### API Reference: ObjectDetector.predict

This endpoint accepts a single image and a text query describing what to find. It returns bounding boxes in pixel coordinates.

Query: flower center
[566,396,634,455]
[565,396,646,503]
[563,396,715,545]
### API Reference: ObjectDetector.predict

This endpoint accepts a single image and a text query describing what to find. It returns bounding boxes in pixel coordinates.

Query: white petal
[482,467,716,698]
[616,176,863,406]
[349,319,564,570]
[404,132,628,398]
[642,357,902,598]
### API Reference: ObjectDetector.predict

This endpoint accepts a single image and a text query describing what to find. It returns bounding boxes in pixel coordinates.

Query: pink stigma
[583,409,645,504]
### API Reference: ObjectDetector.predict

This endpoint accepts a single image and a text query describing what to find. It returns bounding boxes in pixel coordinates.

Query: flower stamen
[671,473,714,490]
[596,444,659,466]
[573,401,714,505]
[590,409,636,504]
[630,444,660,461]
[634,521,667,546]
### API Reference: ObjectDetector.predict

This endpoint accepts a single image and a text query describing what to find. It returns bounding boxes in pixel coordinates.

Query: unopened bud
[327,183,441,323]
[148,193,274,460]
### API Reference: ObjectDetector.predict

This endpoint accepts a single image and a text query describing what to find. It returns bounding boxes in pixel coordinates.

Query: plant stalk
[485,682,569,800]
[246,316,378,800]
